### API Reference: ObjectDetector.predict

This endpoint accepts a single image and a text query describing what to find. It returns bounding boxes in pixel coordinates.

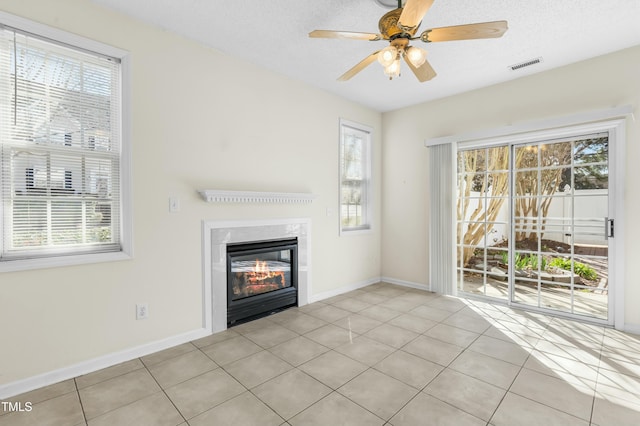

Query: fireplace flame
[254,260,269,277]
[246,260,286,287]
[231,259,289,299]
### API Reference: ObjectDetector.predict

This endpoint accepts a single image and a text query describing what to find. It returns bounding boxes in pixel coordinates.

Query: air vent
[508,57,543,71]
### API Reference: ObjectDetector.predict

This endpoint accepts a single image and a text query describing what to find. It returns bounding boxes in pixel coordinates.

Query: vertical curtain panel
[428,143,456,295]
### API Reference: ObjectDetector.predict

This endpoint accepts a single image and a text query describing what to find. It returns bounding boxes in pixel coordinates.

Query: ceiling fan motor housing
[379,8,420,39]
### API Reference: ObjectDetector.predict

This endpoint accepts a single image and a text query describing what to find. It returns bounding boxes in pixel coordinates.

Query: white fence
[461,189,608,248]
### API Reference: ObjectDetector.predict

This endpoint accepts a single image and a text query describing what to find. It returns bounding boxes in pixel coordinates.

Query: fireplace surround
[202,218,310,333]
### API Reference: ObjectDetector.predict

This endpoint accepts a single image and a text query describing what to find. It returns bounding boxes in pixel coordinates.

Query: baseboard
[309,276,382,303]
[380,276,431,292]
[622,322,640,336]
[308,276,433,304]
[0,327,210,399]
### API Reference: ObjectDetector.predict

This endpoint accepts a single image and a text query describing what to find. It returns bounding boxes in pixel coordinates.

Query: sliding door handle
[605,217,614,239]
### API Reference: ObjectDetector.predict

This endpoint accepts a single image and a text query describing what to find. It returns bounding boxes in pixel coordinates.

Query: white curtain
[428,143,456,295]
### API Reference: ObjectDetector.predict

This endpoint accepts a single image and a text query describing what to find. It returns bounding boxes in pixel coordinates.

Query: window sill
[0,251,132,273]
[340,227,373,236]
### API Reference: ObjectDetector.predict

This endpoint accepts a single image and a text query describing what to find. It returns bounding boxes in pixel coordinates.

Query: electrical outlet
[136,303,149,320]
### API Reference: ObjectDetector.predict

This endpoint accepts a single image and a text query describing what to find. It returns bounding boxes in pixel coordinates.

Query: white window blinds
[0,26,122,261]
[340,120,372,232]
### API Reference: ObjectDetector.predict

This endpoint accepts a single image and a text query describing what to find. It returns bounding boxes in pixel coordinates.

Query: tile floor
[2,282,640,425]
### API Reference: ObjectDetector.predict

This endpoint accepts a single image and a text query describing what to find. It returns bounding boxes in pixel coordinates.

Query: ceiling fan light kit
[309,0,508,83]
[377,40,427,80]
[384,59,401,79]
[405,46,427,67]
[377,45,398,67]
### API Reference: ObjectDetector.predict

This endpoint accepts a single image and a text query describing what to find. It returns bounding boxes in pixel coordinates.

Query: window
[339,119,372,233]
[0,13,130,270]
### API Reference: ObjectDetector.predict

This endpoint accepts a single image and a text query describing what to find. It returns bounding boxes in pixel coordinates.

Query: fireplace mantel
[198,189,316,204]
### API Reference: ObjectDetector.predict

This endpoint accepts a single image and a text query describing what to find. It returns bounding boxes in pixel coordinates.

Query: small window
[0,12,130,270]
[339,119,372,233]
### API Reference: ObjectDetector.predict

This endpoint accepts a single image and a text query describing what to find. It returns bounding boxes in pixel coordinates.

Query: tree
[457,137,608,267]
[514,142,572,241]
[457,146,509,267]
[561,137,608,189]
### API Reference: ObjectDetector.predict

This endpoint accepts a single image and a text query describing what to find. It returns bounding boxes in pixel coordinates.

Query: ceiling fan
[309,0,508,82]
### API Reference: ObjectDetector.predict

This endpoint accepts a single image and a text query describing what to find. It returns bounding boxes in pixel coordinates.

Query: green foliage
[530,255,547,271]
[549,257,598,280]
[499,252,598,280]
[560,137,609,190]
[503,252,547,270]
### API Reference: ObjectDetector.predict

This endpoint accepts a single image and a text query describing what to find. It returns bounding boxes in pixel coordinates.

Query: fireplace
[202,218,310,333]
[226,238,298,326]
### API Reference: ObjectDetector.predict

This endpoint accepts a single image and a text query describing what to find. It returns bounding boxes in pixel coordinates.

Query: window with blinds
[0,19,125,264]
[339,119,372,233]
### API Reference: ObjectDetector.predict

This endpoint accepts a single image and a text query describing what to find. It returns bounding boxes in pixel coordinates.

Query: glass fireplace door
[226,238,298,325]
[229,249,293,300]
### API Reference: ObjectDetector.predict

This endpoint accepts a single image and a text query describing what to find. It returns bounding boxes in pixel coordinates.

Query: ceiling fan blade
[404,55,436,82]
[338,51,381,81]
[309,30,382,41]
[421,20,508,42]
[398,0,435,31]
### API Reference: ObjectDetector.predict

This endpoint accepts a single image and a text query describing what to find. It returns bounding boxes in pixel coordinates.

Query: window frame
[0,11,132,272]
[339,118,373,235]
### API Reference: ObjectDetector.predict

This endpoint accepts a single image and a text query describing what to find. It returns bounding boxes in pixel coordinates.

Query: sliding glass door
[456,145,511,301]
[456,133,611,322]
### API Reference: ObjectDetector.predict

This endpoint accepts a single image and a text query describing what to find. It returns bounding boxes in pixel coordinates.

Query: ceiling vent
[509,57,543,71]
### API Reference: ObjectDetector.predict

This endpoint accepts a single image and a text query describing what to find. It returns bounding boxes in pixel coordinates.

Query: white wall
[0,0,381,387]
[381,45,640,328]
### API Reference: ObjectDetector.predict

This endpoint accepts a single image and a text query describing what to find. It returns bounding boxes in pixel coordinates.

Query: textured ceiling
[91,0,640,112]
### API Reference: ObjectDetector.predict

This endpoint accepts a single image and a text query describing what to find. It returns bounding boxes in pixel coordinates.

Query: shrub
[549,258,598,280]
[503,252,546,270]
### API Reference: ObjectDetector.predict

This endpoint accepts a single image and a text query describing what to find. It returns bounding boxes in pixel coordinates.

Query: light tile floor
[2,282,640,425]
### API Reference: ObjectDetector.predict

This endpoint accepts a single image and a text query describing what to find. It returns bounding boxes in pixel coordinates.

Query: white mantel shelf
[198,189,316,204]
